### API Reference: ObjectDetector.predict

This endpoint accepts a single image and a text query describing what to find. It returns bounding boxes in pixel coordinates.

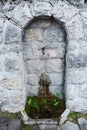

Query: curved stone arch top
[2,0,86,112]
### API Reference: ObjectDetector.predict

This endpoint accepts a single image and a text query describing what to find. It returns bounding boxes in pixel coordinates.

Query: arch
[23,16,67,98]
[2,0,86,112]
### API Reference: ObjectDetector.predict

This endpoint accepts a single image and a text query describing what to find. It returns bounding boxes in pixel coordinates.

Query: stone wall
[0,0,87,113]
[23,18,66,97]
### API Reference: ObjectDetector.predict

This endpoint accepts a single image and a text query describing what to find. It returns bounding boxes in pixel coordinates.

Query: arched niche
[23,17,67,98]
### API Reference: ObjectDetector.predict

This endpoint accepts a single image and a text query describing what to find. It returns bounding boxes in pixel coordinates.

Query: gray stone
[26,60,44,74]
[0,34,3,43]
[60,121,79,130]
[21,111,29,122]
[67,68,87,84]
[27,74,39,86]
[5,57,19,72]
[65,15,84,40]
[39,125,57,130]
[67,0,84,6]
[0,0,87,113]
[46,59,64,73]
[31,1,52,16]
[52,0,78,23]
[59,109,70,125]
[0,118,21,130]
[78,118,87,130]
[4,21,21,43]
[49,73,64,86]
[67,54,87,68]
[8,119,21,130]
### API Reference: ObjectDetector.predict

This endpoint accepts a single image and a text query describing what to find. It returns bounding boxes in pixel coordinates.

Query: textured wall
[0,0,87,113]
[24,18,66,97]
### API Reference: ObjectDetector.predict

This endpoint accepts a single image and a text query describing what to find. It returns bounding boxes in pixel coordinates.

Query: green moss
[25,96,65,119]
[0,111,21,119]
[67,112,87,123]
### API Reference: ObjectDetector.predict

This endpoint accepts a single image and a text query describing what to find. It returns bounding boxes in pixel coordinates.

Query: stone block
[80,11,87,25]
[0,34,3,43]
[27,85,39,96]
[49,73,64,86]
[67,68,87,84]
[60,121,79,130]
[52,0,78,23]
[68,0,84,6]
[26,60,44,74]
[25,28,44,42]
[49,85,63,97]
[8,120,21,130]
[80,84,87,98]
[67,54,87,68]
[5,56,20,72]
[4,21,21,43]
[2,44,20,54]
[10,91,24,107]
[43,25,65,43]
[78,118,87,130]
[66,15,84,40]
[0,119,21,130]
[66,84,79,100]
[44,48,58,59]
[40,125,57,130]
[24,42,42,60]
[66,97,87,112]
[59,109,70,125]
[31,1,52,16]
[3,1,33,27]
[46,59,64,73]
[27,74,39,86]
[0,56,4,72]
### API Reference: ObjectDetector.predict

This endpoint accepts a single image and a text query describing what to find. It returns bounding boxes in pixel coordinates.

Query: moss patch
[25,95,65,119]
[67,112,87,123]
[0,111,21,119]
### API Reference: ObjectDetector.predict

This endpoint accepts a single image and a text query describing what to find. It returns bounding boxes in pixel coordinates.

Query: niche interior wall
[0,0,87,113]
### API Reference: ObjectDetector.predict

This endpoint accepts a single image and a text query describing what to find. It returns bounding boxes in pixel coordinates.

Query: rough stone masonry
[0,0,87,113]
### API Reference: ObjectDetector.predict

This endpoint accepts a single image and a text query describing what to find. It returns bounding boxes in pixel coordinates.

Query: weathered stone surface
[5,57,20,72]
[0,76,22,90]
[67,68,87,84]
[21,111,29,122]
[52,0,78,23]
[31,1,52,16]
[67,0,84,6]
[46,59,64,73]
[8,120,21,130]
[27,74,39,86]
[78,118,87,130]
[0,0,87,113]
[0,34,3,43]
[49,85,63,97]
[27,85,39,96]
[4,21,21,43]
[67,54,87,68]
[59,109,70,125]
[39,125,57,130]
[26,60,44,74]
[60,121,79,130]
[65,15,84,40]
[0,119,21,130]
[3,1,33,27]
[66,97,87,112]
[49,73,64,86]
[80,11,87,25]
